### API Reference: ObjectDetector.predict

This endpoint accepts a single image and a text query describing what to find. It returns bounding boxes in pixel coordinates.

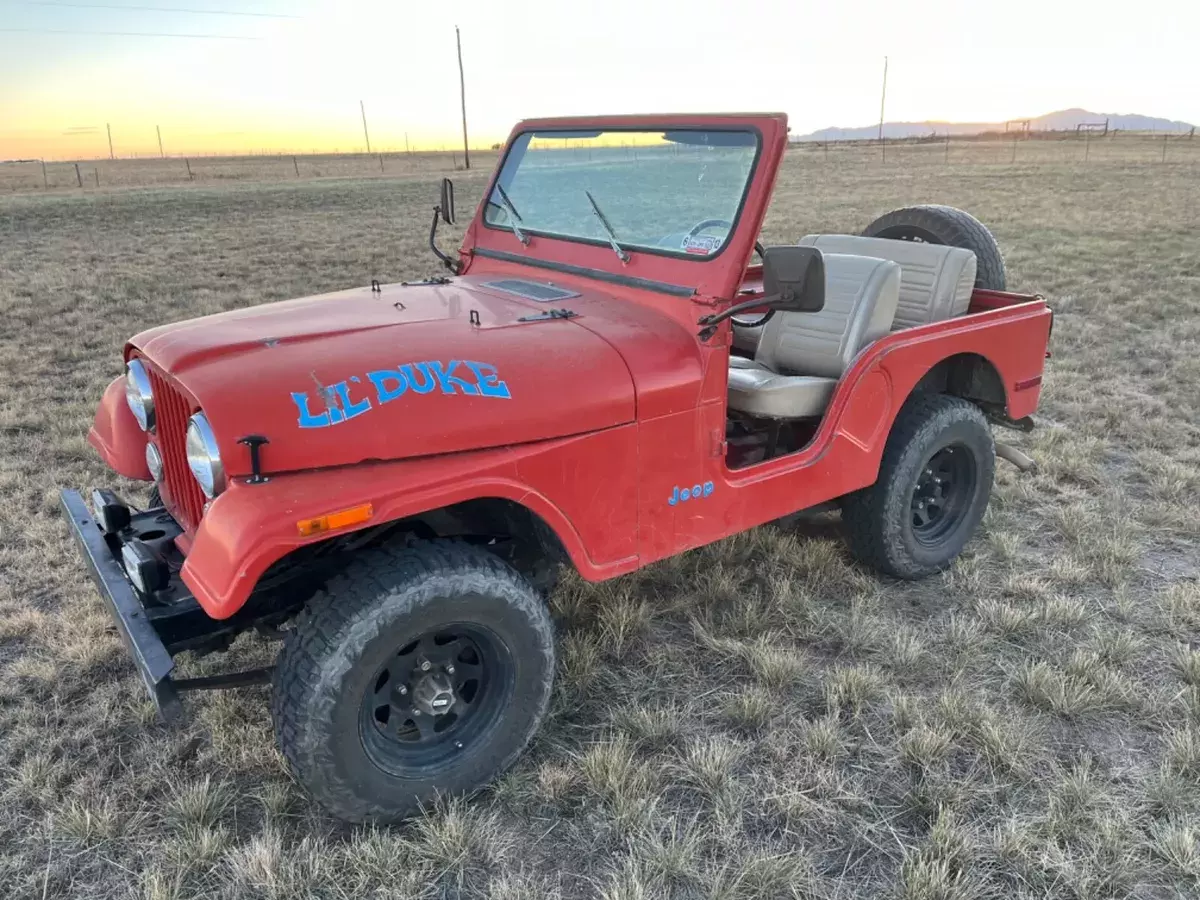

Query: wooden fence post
[379,153,384,172]
[293,156,300,177]
[94,168,99,187]
[41,159,48,188]
[1162,133,1168,163]
[945,135,950,163]
[75,163,83,187]
[185,158,193,180]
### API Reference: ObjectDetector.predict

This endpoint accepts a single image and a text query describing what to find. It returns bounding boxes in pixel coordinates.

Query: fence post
[94,168,99,187]
[1011,136,1017,164]
[1162,133,1168,163]
[75,163,83,187]
[1084,131,1090,162]
[945,135,950,163]
[293,156,299,177]
[824,140,828,161]
[378,153,384,172]
[41,159,48,188]
[185,158,193,180]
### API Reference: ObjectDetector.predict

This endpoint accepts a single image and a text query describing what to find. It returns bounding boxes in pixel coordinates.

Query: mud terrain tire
[271,541,554,823]
[843,394,995,579]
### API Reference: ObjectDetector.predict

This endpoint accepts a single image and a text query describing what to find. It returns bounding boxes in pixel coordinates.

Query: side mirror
[439,178,456,225]
[762,246,825,313]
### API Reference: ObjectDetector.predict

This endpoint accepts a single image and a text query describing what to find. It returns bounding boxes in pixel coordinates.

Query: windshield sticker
[681,234,722,255]
[292,360,511,429]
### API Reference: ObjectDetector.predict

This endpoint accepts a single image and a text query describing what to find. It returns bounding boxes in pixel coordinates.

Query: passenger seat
[727,253,900,419]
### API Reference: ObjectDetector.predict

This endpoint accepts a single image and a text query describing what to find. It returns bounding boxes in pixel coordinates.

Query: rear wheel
[271,541,554,823]
[842,394,995,579]
[863,204,1006,291]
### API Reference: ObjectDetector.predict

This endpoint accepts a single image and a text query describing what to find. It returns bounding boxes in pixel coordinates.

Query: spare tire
[863,204,1006,291]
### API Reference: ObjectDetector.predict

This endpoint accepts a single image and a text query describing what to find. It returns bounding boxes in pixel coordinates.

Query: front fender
[89,376,151,481]
[180,426,640,619]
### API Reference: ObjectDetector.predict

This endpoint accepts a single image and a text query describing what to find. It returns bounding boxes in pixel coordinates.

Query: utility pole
[156,125,164,158]
[360,100,371,154]
[456,25,470,169]
[877,56,888,161]
[107,122,114,159]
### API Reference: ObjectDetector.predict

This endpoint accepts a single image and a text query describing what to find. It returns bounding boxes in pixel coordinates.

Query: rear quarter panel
[671,298,1052,550]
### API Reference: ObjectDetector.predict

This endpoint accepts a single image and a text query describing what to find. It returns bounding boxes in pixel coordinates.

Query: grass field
[1,145,1198,899]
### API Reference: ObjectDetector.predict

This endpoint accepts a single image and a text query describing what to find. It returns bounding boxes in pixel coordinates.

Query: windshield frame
[481,125,764,264]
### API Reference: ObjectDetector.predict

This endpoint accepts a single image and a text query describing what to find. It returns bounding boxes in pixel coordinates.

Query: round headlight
[125,359,155,432]
[145,441,163,482]
[186,413,225,499]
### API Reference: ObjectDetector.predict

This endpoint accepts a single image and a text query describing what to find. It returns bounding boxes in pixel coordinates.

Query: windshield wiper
[493,183,530,246]
[584,190,630,264]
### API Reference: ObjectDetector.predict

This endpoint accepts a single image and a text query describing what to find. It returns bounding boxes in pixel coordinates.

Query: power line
[14,1,300,17]
[0,26,259,38]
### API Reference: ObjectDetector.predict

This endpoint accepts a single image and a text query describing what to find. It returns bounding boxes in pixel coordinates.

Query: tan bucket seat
[727,253,900,419]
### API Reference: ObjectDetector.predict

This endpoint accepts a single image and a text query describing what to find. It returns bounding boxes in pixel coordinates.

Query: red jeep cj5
[62,113,1051,823]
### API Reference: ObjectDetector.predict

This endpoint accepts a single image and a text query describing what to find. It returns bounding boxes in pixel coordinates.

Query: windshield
[483,128,760,259]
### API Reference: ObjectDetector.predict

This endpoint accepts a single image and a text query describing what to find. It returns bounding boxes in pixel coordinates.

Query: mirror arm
[697,293,781,342]
[429,206,460,274]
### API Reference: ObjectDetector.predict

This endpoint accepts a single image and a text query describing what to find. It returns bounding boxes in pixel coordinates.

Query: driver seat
[727,253,900,419]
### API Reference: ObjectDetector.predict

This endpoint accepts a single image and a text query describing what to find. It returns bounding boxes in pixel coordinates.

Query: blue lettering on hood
[293,359,511,429]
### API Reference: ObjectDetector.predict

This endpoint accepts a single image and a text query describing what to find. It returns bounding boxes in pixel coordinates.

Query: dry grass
[1,145,1198,898]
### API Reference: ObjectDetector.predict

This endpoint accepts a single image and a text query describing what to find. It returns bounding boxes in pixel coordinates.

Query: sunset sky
[1,0,1196,160]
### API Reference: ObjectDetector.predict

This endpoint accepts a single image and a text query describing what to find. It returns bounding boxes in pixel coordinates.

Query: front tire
[842,394,995,579]
[271,541,554,823]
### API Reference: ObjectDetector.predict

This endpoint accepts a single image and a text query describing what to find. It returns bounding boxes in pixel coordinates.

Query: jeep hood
[130,279,635,477]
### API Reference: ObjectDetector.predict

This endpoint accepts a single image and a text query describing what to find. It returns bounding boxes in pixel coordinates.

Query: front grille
[144,363,206,532]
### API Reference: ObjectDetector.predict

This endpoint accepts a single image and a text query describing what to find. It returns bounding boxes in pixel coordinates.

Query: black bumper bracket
[60,489,183,721]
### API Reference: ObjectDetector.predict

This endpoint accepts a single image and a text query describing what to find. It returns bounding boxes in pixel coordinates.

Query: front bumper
[60,489,183,720]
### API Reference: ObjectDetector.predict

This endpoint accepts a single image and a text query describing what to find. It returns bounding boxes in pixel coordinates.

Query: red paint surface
[87,113,1052,619]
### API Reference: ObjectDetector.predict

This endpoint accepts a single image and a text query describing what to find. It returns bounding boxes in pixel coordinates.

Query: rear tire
[863,204,1006,291]
[271,541,554,823]
[842,394,994,579]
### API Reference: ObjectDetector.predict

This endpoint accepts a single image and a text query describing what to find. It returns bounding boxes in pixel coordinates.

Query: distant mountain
[795,108,1196,142]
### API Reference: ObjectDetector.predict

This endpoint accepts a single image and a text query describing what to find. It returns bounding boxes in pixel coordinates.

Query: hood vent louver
[481,279,580,303]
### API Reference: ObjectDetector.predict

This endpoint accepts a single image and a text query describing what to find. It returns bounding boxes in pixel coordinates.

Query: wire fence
[1,132,1196,194]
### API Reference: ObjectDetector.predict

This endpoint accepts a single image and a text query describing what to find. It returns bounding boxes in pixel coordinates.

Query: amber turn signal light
[296,503,373,537]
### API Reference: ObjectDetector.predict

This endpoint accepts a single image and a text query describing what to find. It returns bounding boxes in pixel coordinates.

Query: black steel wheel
[359,624,511,776]
[272,541,554,824]
[863,204,1006,291]
[910,444,978,546]
[843,394,994,579]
